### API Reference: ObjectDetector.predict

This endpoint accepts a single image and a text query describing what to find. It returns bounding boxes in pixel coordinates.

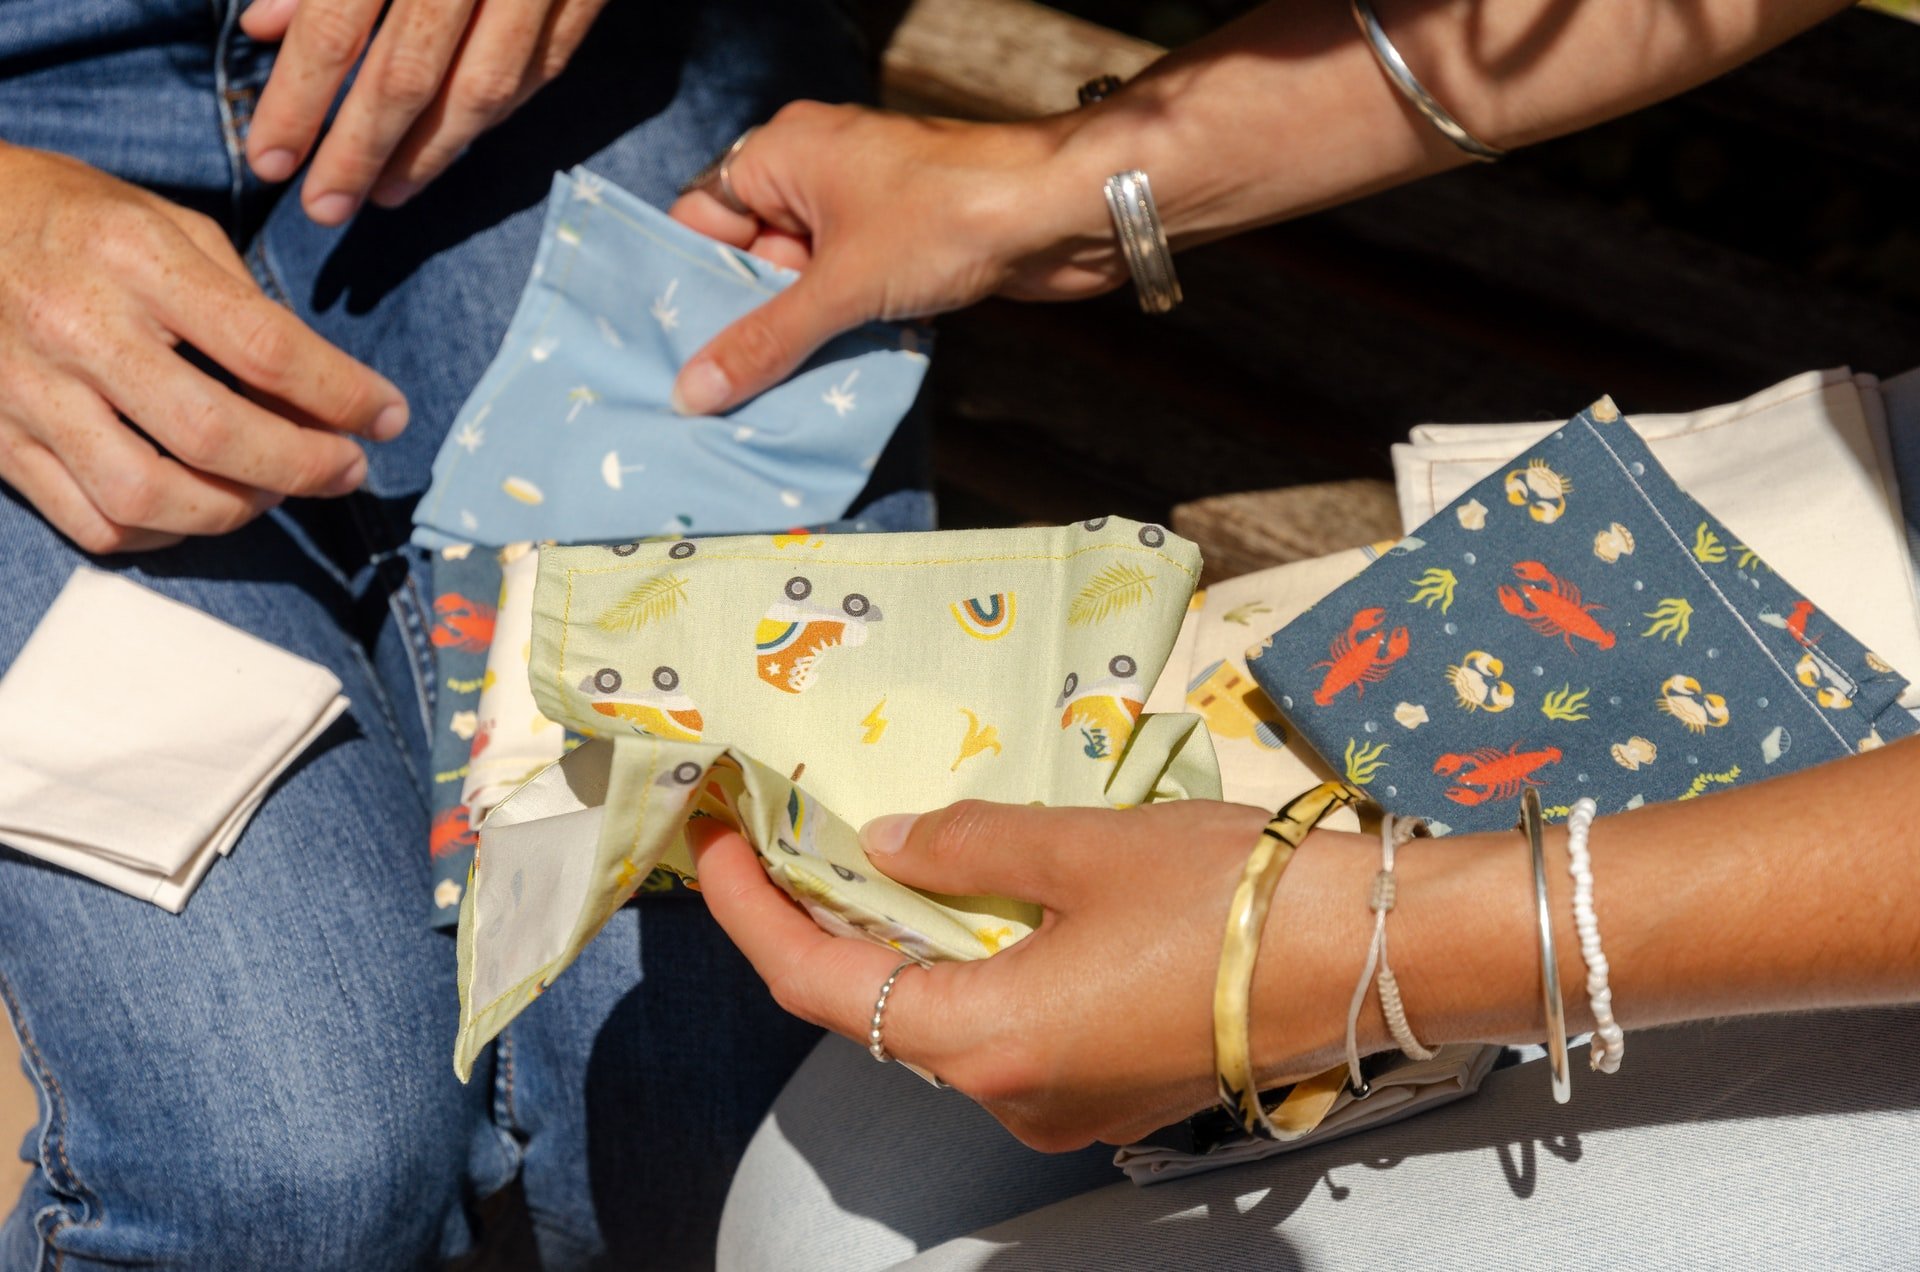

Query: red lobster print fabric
[1247,398,1916,833]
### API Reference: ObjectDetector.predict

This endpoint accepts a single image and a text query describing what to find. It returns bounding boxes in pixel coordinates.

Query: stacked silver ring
[868,958,917,1063]
[1102,170,1183,315]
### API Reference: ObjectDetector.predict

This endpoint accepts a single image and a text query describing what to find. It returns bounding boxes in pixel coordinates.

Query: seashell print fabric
[411,168,932,549]
[1247,398,1916,834]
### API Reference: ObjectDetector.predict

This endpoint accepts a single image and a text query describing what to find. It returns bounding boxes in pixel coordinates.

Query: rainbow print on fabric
[951,593,1016,641]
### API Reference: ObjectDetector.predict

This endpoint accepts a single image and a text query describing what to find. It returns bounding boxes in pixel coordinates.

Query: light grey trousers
[719,1004,1920,1270]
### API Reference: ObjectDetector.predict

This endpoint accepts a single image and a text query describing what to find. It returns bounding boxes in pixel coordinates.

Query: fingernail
[243,0,297,27]
[860,814,919,857]
[370,178,420,208]
[671,361,731,417]
[372,401,409,441]
[307,191,359,225]
[327,451,368,496]
[253,148,298,182]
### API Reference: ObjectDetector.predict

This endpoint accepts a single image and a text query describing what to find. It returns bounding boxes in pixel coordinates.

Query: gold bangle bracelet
[1213,780,1365,1140]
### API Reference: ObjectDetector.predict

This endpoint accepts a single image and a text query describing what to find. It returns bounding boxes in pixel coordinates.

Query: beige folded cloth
[1390,368,1920,705]
[0,569,347,911]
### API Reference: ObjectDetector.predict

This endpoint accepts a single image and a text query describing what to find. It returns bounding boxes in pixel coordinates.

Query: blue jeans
[0,0,928,1266]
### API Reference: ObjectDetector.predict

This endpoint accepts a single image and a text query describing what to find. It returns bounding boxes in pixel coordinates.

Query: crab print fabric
[410,168,933,550]
[451,518,1221,1077]
[1247,398,1917,835]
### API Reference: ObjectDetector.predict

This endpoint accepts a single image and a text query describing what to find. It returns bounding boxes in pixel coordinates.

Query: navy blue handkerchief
[1247,398,1915,832]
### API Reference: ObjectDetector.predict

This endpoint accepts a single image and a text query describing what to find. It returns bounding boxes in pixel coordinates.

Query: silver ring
[867,958,917,1064]
[1351,0,1505,162]
[1102,170,1182,315]
[679,127,757,216]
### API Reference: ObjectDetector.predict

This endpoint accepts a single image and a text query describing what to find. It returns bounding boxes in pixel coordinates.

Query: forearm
[1390,736,1920,1055]
[1040,0,1852,247]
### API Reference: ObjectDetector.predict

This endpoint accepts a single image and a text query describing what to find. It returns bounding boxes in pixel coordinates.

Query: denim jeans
[0,0,928,1266]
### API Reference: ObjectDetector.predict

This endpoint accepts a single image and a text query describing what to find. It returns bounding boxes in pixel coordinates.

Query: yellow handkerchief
[453,518,1219,1077]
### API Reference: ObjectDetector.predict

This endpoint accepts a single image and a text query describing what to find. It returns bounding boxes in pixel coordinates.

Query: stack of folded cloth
[0,570,347,911]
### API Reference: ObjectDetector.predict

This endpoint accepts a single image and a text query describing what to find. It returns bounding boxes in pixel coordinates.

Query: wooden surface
[1173,480,1403,583]
[877,0,1162,118]
[2,1026,28,1214]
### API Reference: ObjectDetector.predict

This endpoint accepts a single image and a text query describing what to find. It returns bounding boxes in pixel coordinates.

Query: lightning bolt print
[861,698,890,745]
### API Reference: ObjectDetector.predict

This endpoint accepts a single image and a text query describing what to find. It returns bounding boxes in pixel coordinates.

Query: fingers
[0,425,182,554]
[860,801,1113,907]
[88,338,368,498]
[245,0,385,188]
[300,0,482,223]
[136,249,408,442]
[687,820,953,1061]
[239,0,301,42]
[20,376,282,537]
[667,188,759,249]
[669,269,861,417]
[367,0,545,206]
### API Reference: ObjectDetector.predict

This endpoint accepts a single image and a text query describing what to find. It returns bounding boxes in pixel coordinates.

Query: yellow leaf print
[1540,683,1591,722]
[1692,522,1726,564]
[1067,564,1154,627]
[1641,597,1693,645]
[593,574,689,633]
[1407,567,1458,614]
[1343,737,1389,786]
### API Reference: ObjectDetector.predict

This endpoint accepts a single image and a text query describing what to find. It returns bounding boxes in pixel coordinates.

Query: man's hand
[241,0,611,223]
[0,145,408,552]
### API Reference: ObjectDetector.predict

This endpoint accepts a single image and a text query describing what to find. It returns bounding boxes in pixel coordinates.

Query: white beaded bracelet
[1565,798,1625,1073]
[1344,813,1436,1097]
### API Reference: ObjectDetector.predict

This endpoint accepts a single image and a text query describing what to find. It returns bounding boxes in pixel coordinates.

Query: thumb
[860,801,1106,907]
[670,268,862,417]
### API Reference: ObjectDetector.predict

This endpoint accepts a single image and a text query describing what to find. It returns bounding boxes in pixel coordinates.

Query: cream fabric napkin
[0,569,347,911]
[460,544,569,821]
[1390,369,1920,706]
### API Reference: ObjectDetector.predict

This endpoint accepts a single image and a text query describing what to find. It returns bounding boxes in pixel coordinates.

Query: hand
[241,0,611,223]
[667,102,1125,417]
[688,799,1382,1152]
[0,145,407,553]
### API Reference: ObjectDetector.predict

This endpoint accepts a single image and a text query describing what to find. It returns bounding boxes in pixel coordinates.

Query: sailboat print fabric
[1247,398,1917,834]
[411,168,933,549]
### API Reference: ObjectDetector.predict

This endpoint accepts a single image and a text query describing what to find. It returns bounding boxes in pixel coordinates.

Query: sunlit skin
[690,737,1920,1153]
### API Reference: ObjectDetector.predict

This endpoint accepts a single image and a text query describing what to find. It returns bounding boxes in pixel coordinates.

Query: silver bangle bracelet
[1351,0,1506,163]
[1102,170,1183,315]
[1521,787,1571,1104]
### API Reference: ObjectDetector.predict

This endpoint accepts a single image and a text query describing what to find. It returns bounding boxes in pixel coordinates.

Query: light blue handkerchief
[412,168,932,548]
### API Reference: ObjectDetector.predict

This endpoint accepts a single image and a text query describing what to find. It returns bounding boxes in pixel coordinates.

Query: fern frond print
[1068,564,1154,627]
[594,574,690,632]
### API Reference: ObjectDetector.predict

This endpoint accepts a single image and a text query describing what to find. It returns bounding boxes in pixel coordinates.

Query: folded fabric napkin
[461,544,572,820]
[411,168,933,549]
[0,569,347,911]
[1391,369,1920,708]
[1145,547,1386,827]
[453,518,1219,1077]
[1251,398,1917,833]
[426,544,503,921]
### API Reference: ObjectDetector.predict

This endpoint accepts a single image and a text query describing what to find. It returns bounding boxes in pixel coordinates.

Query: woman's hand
[0,145,407,552]
[240,0,610,222]
[666,103,1125,417]
[688,799,1381,1152]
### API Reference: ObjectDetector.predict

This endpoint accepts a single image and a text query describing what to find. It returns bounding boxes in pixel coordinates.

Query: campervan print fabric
[410,168,932,549]
[452,519,1222,1076]
[1248,400,1917,834]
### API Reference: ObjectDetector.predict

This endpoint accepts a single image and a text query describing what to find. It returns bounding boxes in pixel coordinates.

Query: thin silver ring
[679,127,757,216]
[1351,0,1505,162]
[1522,788,1571,1104]
[868,958,918,1064]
